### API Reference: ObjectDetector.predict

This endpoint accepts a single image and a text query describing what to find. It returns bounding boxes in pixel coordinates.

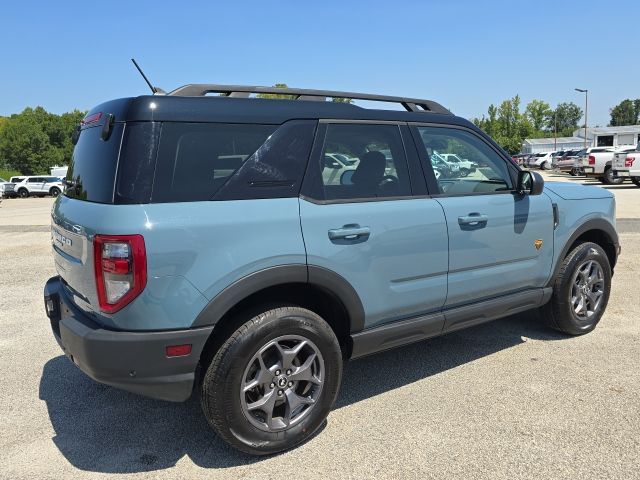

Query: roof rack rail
[167,84,451,114]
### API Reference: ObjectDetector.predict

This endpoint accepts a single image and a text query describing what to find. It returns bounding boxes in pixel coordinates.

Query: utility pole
[575,88,588,149]
[554,111,557,151]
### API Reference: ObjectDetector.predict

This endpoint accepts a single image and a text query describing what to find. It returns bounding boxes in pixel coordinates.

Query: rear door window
[309,123,411,201]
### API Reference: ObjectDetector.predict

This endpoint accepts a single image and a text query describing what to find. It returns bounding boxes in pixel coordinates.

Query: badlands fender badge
[534,239,543,250]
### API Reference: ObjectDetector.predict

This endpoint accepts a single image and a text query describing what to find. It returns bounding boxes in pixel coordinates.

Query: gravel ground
[0,180,639,479]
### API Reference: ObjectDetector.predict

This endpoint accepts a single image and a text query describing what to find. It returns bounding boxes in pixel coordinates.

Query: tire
[603,166,623,185]
[538,242,611,335]
[541,161,551,170]
[50,187,61,197]
[631,177,640,187]
[570,168,578,176]
[459,168,470,177]
[200,306,343,455]
[18,188,29,198]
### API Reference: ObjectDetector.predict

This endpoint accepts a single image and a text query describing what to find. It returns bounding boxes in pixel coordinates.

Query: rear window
[152,120,316,202]
[65,123,124,203]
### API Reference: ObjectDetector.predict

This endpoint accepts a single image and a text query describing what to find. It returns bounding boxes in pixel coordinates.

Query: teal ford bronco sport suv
[44,84,619,455]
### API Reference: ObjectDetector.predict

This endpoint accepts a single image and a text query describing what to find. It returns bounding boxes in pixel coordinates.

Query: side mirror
[517,170,544,195]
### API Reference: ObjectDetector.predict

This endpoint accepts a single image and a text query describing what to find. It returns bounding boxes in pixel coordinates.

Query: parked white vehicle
[321,154,358,185]
[1,178,16,199]
[438,153,478,176]
[612,143,640,187]
[528,152,554,170]
[13,176,65,198]
[582,146,636,184]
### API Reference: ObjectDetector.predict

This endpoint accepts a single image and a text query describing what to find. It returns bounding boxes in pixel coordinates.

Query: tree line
[472,97,640,154]
[0,107,85,175]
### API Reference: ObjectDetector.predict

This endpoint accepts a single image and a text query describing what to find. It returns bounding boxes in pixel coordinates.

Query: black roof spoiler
[166,84,451,114]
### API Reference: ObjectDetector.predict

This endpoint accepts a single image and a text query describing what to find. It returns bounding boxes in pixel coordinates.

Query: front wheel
[18,188,29,198]
[541,161,552,170]
[200,306,342,455]
[538,242,611,335]
[603,166,623,185]
[459,167,470,177]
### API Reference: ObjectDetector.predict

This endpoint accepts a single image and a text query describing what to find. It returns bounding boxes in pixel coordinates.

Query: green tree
[0,107,85,175]
[553,102,583,136]
[0,109,54,174]
[609,99,640,126]
[256,83,298,100]
[256,83,352,103]
[525,100,552,131]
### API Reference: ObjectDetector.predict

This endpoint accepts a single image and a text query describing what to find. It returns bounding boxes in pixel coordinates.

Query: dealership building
[522,125,640,153]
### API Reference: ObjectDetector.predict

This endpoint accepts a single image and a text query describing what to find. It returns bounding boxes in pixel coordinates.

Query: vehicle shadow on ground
[39,311,565,473]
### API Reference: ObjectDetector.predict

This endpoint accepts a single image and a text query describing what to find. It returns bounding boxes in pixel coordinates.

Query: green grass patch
[0,169,22,181]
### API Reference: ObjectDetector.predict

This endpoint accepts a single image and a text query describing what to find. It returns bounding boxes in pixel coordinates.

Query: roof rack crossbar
[167,84,450,114]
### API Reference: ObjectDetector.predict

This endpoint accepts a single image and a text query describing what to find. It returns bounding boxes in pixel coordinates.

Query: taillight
[625,157,635,167]
[588,155,596,165]
[93,235,146,313]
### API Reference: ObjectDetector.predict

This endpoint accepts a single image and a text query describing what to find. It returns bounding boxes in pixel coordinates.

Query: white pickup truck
[581,146,637,184]
[612,144,640,187]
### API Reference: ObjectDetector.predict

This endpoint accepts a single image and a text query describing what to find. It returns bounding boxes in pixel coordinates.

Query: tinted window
[115,122,161,204]
[317,123,411,200]
[27,178,41,183]
[416,126,513,195]
[152,120,316,203]
[65,123,125,203]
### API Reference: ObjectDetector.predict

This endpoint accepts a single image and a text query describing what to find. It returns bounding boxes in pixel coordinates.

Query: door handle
[328,225,371,241]
[458,213,488,226]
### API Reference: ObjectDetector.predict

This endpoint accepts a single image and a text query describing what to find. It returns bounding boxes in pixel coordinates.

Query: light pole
[575,88,588,149]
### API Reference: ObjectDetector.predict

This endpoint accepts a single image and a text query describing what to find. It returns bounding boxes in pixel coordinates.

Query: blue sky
[2,0,638,126]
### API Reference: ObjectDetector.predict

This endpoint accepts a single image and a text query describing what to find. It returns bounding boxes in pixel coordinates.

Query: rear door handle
[458,213,488,226]
[328,225,371,241]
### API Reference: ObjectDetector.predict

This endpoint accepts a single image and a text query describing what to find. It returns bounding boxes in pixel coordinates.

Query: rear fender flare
[191,265,365,333]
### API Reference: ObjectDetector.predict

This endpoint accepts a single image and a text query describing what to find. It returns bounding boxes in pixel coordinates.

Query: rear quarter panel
[52,196,305,330]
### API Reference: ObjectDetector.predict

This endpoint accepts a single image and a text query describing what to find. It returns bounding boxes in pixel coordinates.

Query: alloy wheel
[570,259,605,321]
[240,335,324,432]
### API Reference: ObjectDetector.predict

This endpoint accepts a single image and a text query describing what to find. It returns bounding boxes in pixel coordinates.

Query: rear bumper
[43,276,213,402]
[613,170,630,177]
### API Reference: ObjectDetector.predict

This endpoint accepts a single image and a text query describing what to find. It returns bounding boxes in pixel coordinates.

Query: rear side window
[152,120,316,202]
[65,123,124,203]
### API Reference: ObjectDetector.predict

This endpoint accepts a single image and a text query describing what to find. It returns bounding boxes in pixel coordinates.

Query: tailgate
[51,205,97,311]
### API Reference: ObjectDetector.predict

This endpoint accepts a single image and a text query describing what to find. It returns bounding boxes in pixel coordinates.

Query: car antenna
[131,58,166,94]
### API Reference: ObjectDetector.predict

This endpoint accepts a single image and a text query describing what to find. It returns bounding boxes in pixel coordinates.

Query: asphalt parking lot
[1,173,639,479]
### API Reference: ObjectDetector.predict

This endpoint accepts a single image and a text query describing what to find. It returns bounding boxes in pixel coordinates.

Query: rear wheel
[459,167,470,177]
[200,306,342,455]
[632,177,640,187]
[538,242,611,335]
[603,166,623,185]
[18,188,29,198]
[50,187,61,197]
[541,161,551,170]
